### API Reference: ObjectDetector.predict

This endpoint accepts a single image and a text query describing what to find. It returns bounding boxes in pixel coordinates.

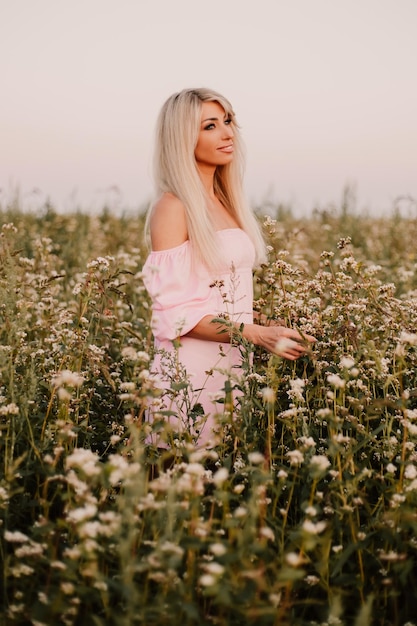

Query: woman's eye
[225,118,232,125]
[204,123,215,130]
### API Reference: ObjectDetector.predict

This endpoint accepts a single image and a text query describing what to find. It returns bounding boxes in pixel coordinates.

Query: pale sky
[1,0,416,215]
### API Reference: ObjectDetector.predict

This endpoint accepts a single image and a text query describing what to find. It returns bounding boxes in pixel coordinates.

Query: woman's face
[194,101,234,171]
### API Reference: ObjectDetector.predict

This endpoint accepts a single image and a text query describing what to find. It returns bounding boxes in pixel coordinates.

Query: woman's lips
[218,144,234,153]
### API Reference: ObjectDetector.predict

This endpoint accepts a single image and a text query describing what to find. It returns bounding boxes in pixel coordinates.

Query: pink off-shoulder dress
[142,228,255,446]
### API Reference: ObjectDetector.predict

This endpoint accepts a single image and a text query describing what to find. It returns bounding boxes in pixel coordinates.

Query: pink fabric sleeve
[142,241,216,342]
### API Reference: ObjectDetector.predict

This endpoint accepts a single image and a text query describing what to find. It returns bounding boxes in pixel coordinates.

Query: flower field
[2,197,417,625]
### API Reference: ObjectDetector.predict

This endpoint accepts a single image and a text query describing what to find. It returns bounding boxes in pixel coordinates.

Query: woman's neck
[197,165,216,199]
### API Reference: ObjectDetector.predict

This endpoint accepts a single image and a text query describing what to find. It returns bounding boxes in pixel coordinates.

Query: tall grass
[1,199,417,625]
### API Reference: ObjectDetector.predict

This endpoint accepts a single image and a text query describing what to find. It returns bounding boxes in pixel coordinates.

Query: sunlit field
[2,193,417,625]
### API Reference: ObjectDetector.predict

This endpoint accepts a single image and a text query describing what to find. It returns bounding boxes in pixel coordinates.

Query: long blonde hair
[145,88,266,270]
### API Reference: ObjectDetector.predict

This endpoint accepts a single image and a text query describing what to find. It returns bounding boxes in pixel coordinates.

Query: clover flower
[302,520,327,535]
[248,452,265,465]
[67,503,98,523]
[4,530,30,543]
[309,455,331,476]
[327,373,345,389]
[259,526,275,541]
[288,378,306,402]
[285,552,306,567]
[66,448,101,477]
[286,450,304,467]
[0,403,19,415]
[261,386,276,404]
[213,467,229,487]
[209,543,227,557]
[52,370,85,389]
[339,356,355,369]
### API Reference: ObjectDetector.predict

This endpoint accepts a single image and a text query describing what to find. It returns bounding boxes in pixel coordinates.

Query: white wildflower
[176,472,204,496]
[67,503,97,523]
[160,541,184,557]
[399,331,417,345]
[15,542,44,558]
[302,520,327,535]
[88,344,105,357]
[87,256,113,270]
[378,550,406,562]
[94,581,108,591]
[138,369,150,380]
[9,564,34,577]
[305,506,317,517]
[58,388,71,401]
[274,337,294,354]
[404,464,417,480]
[213,467,229,487]
[66,448,101,476]
[4,530,29,543]
[402,419,417,436]
[209,543,227,557]
[339,356,355,369]
[298,436,316,449]
[262,387,276,403]
[107,455,140,486]
[327,373,345,389]
[405,409,417,421]
[0,403,19,416]
[185,462,206,476]
[286,449,304,466]
[285,552,306,567]
[390,493,406,508]
[333,433,351,445]
[204,562,225,576]
[52,370,85,388]
[288,378,306,402]
[309,454,331,475]
[259,526,275,541]
[269,593,282,607]
[248,452,265,465]
[405,479,417,492]
[279,407,300,419]
[121,346,138,361]
[61,582,75,595]
[199,574,216,587]
[63,546,82,559]
[79,521,105,539]
[189,449,208,463]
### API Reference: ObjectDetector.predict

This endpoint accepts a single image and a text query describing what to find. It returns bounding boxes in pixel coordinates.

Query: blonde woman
[142,88,315,446]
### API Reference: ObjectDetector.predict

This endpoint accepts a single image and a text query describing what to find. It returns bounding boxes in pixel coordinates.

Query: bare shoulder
[149,193,188,250]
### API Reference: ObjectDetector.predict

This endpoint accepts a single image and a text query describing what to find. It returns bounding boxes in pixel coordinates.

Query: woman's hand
[245,324,316,360]
[186,315,316,361]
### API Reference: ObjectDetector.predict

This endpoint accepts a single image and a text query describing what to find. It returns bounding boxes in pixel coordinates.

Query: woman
[142,88,315,447]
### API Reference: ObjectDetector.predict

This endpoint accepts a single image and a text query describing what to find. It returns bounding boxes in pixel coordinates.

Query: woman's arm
[186,315,315,361]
